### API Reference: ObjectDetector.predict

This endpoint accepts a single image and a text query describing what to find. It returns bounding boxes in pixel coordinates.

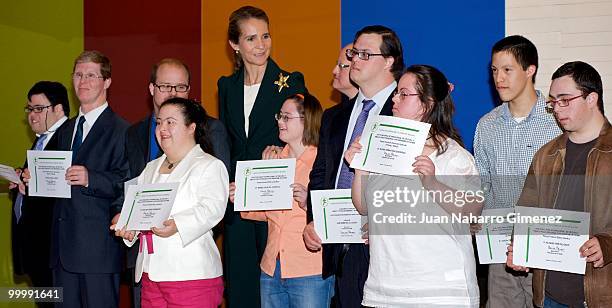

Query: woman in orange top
[231,93,332,307]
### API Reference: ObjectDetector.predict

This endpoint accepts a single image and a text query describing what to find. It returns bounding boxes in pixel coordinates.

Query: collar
[78,102,108,125]
[356,81,397,109]
[548,121,612,155]
[497,90,549,123]
[36,116,67,137]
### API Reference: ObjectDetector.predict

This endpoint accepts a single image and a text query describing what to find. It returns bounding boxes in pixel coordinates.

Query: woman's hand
[229,182,236,203]
[110,223,137,242]
[262,145,283,160]
[412,155,438,190]
[152,219,178,238]
[344,136,362,165]
[291,183,308,211]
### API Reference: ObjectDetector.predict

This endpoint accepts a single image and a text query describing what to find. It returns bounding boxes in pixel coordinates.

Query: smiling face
[155,104,196,153]
[73,61,111,107]
[149,64,190,115]
[392,73,426,121]
[230,18,271,68]
[277,99,304,145]
[27,94,63,134]
[491,51,535,103]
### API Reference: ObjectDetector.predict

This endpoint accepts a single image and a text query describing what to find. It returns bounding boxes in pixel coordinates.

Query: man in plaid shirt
[474,35,561,308]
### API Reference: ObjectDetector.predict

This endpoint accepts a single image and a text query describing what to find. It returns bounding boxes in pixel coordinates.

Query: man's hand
[152,219,178,238]
[303,222,322,251]
[580,237,604,267]
[66,165,88,186]
[506,243,530,272]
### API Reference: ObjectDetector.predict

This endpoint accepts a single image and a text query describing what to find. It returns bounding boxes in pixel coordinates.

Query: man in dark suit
[119,58,230,308]
[304,25,404,307]
[24,50,130,308]
[11,81,70,305]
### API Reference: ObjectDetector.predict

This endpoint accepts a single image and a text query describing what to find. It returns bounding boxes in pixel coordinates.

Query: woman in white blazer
[113,98,228,307]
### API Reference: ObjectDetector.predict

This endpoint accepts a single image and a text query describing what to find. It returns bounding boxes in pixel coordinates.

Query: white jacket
[125,145,228,282]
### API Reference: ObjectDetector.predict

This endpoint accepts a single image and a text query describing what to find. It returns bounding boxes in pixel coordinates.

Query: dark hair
[27,81,70,116]
[552,61,604,114]
[160,98,214,155]
[150,58,191,84]
[284,93,323,146]
[228,6,270,71]
[354,25,405,80]
[492,35,538,83]
[73,50,111,79]
[404,65,463,154]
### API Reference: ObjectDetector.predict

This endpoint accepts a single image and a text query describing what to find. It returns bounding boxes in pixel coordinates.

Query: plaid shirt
[474,90,562,209]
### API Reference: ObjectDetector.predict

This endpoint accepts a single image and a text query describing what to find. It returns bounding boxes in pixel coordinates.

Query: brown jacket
[517,121,612,307]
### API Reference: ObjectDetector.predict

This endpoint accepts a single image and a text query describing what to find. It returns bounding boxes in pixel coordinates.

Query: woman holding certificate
[234,93,334,307]
[217,6,307,307]
[345,65,482,307]
[113,98,228,307]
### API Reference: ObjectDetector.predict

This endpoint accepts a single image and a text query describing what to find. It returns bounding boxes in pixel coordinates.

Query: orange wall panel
[202,0,341,117]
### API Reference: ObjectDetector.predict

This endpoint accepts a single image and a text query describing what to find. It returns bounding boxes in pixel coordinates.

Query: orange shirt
[241,145,322,278]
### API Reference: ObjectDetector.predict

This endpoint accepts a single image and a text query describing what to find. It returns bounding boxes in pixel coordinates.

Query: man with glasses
[120,58,229,308]
[507,61,612,308]
[473,35,561,308]
[11,81,69,302]
[332,43,358,103]
[304,25,403,307]
[23,50,130,307]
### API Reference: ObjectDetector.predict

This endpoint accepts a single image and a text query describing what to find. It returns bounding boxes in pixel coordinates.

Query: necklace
[166,157,179,169]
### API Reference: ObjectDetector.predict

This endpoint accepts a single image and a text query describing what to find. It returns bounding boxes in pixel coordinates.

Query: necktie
[336,99,376,189]
[34,133,48,151]
[72,116,86,160]
[15,134,48,222]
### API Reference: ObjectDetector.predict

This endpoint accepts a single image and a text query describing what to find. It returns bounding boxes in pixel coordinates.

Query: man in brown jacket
[507,61,612,308]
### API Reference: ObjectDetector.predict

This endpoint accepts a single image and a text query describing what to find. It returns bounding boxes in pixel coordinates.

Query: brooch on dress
[274,73,290,93]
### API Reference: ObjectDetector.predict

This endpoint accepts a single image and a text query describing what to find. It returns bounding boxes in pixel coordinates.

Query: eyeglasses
[346,48,385,61]
[274,112,304,122]
[392,90,419,100]
[72,72,104,80]
[546,94,584,109]
[25,105,52,113]
[154,84,190,93]
[337,63,350,69]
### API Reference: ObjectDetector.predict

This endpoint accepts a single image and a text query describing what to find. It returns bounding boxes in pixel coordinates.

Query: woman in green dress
[217,6,307,308]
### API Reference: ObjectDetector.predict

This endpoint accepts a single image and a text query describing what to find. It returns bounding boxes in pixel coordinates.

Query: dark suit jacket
[12,122,68,277]
[123,114,230,268]
[51,107,129,273]
[307,92,394,278]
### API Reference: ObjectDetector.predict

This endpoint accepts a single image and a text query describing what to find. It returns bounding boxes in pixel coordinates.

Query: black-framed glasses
[546,94,584,109]
[25,105,52,113]
[72,72,104,80]
[154,84,190,93]
[274,112,304,122]
[392,90,419,100]
[346,48,385,61]
[337,63,350,69]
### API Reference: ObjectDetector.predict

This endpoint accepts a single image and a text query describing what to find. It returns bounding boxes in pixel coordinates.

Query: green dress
[218,59,307,308]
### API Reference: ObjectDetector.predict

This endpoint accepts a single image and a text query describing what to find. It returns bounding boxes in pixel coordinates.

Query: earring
[235,50,239,54]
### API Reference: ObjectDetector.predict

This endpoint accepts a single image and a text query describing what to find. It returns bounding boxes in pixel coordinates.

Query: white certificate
[234,158,296,211]
[27,150,72,198]
[310,189,365,244]
[513,206,590,274]
[0,164,21,184]
[350,115,431,175]
[115,182,180,231]
[476,208,514,264]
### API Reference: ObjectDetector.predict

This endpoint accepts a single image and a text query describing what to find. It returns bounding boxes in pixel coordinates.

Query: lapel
[146,145,203,184]
[73,107,113,162]
[380,91,395,116]
[247,59,282,138]
[330,97,357,169]
[137,116,152,162]
[226,68,247,143]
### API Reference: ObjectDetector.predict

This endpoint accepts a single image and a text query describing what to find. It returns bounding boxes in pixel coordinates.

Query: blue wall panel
[342,0,505,151]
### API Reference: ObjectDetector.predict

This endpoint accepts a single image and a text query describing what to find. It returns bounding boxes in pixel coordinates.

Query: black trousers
[52,263,120,308]
[334,244,370,308]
